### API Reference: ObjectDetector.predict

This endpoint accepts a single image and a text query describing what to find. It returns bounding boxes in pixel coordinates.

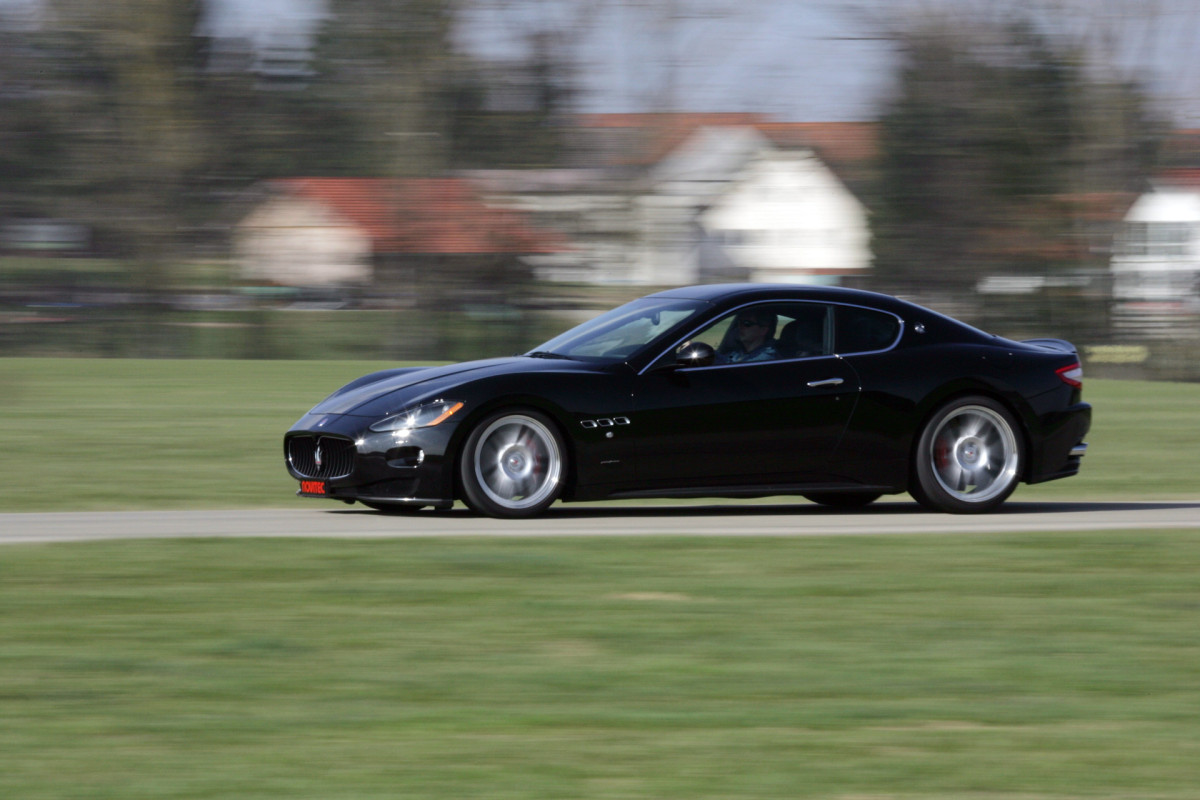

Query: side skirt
[595,483,899,501]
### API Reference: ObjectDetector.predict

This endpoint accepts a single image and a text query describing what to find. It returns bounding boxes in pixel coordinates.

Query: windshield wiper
[525,350,575,360]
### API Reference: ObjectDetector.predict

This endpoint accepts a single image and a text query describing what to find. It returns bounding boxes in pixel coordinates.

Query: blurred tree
[304,0,455,178]
[2,4,202,241]
[0,2,209,334]
[0,26,65,217]
[0,0,579,250]
[872,14,1163,293]
[304,0,575,173]
[195,36,368,180]
[39,1,213,353]
[438,28,576,169]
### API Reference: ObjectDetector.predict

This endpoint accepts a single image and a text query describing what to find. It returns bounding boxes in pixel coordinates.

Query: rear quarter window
[834,306,901,354]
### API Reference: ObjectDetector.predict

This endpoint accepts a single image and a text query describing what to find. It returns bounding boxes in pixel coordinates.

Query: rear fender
[910,382,1037,483]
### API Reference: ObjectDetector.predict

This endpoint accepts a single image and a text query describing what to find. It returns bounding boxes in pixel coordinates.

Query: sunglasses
[739,319,766,328]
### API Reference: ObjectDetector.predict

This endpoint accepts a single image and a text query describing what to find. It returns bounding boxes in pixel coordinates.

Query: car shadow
[330,499,1200,519]
[991,500,1200,515]
[542,499,1200,520]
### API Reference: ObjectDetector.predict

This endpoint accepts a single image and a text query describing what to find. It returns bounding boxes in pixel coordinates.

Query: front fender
[445,371,638,500]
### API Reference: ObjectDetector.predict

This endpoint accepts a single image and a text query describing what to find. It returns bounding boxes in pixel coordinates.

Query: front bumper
[284,413,460,507]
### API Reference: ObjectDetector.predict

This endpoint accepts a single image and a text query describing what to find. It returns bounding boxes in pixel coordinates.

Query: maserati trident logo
[314,445,323,470]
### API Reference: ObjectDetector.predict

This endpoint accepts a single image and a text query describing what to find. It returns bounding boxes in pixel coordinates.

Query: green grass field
[3,532,1200,799]
[1,358,411,511]
[2,360,1199,799]
[1,358,1197,511]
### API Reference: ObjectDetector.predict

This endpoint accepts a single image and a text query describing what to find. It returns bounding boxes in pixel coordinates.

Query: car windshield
[530,298,708,362]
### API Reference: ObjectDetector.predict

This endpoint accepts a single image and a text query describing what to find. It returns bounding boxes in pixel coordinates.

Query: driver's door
[630,355,859,488]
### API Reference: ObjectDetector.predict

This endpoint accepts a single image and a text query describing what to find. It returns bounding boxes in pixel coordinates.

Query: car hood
[310,356,590,417]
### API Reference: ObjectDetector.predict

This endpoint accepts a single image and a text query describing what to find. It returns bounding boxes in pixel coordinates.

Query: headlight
[369,400,464,433]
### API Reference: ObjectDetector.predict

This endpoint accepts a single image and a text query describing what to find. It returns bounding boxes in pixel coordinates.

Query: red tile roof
[1155,168,1200,188]
[575,114,877,160]
[575,112,774,165]
[271,177,565,255]
[576,112,771,129]
[754,122,878,166]
[572,114,879,192]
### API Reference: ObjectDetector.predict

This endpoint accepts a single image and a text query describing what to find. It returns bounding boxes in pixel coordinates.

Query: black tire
[802,492,882,508]
[458,409,566,519]
[361,501,425,514]
[910,395,1023,514]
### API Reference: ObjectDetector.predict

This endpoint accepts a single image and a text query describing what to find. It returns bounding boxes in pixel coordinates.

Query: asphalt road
[1,500,1198,545]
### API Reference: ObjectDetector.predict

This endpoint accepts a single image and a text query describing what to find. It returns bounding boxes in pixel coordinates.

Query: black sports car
[285,284,1090,518]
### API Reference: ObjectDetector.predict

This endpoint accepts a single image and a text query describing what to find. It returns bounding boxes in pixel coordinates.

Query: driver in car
[718,310,778,363]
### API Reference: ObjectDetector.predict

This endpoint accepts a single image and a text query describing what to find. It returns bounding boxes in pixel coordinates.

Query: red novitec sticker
[299,480,326,495]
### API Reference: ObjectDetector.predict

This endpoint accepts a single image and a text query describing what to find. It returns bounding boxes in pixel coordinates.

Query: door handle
[807,377,844,388]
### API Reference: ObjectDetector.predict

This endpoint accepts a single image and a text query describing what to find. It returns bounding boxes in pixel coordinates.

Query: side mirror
[676,341,715,368]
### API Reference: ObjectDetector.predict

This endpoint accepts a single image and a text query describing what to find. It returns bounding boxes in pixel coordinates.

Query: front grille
[287,435,356,479]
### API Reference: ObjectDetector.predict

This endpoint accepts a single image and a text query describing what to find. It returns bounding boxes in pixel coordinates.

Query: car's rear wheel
[459,409,565,518]
[802,492,882,508]
[911,396,1022,513]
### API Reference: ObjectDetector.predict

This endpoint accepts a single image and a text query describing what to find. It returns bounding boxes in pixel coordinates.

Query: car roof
[650,283,909,310]
[649,283,1000,345]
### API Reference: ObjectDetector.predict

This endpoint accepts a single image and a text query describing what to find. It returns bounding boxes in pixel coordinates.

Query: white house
[632,125,873,286]
[699,147,872,285]
[632,126,775,285]
[469,118,876,287]
[236,189,373,288]
[1110,182,1200,303]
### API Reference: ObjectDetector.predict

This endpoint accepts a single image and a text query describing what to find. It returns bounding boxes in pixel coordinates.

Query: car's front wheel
[459,409,566,518]
[911,396,1023,513]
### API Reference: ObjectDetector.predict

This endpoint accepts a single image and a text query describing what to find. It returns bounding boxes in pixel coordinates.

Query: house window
[1120,221,1192,257]
[718,230,747,247]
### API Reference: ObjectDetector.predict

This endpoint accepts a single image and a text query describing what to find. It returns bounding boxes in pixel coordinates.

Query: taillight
[1056,362,1083,388]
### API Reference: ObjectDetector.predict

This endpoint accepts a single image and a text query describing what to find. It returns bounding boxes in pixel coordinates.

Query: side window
[687,314,736,351]
[700,305,782,364]
[775,304,831,359]
[834,306,901,354]
[683,302,832,364]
